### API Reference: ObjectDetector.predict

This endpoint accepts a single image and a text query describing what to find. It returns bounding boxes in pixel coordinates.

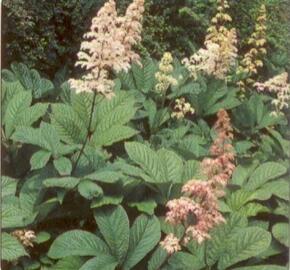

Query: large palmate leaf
[2,233,28,262]
[94,206,130,264]
[244,162,287,191]
[125,142,167,183]
[123,215,161,270]
[48,230,110,259]
[2,62,54,98]
[2,176,17,198]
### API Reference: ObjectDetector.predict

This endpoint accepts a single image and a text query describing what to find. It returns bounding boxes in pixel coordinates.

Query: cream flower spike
[69,0,144,98]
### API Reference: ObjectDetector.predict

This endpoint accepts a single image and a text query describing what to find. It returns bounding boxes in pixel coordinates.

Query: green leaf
[50,256,85,270]
[125,142,166,183]
[252,179,289,201]
[166,252,204,270]
[123,215,161,270]
[86,170,122,183]
[16,103,48,127]
[48,230,110,259]
[43,177,80,189]
[206,213,248,266]
[244,162,287,191]
[91,195,123,208]
[93,125,138,147]
[30,150,51,170]
[53,157,72,176]
[4,63,54,98]
[272,223,289,247]
[94,206,129,264]
[4,91,32,137]
[182,160,201,182]
[128,199,157,215]
[217,227,271,270]
[2,233,28,261]
[231,163,259,186]
[232,266,286,270]
[79,255,118,270]
[78,180,103,199]
[148,246,168,270]
[2,176,17,197]
[157,149,183,183]
[35,231,51,244]
[51,104,87,144]
[2,203,26,228]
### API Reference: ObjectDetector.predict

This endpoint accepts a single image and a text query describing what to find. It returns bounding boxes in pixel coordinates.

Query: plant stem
[72,91,97,174]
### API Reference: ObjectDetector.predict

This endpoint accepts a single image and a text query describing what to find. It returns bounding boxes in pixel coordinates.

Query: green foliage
[2,2,290,268]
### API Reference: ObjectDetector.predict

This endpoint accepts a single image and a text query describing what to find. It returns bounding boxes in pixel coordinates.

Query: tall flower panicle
[237,4,267,89]
[155,52,178,93]
[69,0,144,98]
[12,229,36,248]
[254,72,290,116]
[160,109,235,253]
[171,97,194,119]
[183,0,238,80]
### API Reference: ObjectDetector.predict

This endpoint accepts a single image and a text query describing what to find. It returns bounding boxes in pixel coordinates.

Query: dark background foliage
[2,0,290,79]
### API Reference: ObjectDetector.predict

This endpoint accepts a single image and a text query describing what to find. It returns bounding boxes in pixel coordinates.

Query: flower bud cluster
[155,52,178,93]
[12,229,36,248]
[171,98,194,119]
[237,5,267,89]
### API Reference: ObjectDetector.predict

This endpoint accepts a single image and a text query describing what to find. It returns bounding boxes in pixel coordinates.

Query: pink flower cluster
[160,109,235,254]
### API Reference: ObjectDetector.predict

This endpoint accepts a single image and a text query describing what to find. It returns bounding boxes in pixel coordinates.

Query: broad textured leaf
[4,91,32,137]
[244,162,287,191]
[232,266,286,270]
[272,223,289,247]
[86,170,122,183]
[125,142,166,183]
[182,160,201,182]
[252,179,289,201]
[53,157,72,176]
[78,180,103,199]
[51,104,87,144]
[50,256,85,270]
[2,176,17,197]
[166,252,205,270]
[2,233,28,261]
[207,213,248,265]
[91,195,123,208]
[217,227,271,270]
[2,203,26,228]
[35,231,51,244]
[157,149,183,183]
[148,247,168,270]
[128,199,157,215]
[16,103,48,127]
[30,150,51,170]
[48,230,110,259]
[43,177,80,189]
[79,255,118,270]
[231,163,259,186]
[3,63,54,98]
[93,125,138,147]
[94,206,129,263]
[123,215,161,270]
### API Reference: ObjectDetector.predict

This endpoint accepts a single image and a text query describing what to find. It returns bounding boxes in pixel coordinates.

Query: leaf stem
[72,91,97,174]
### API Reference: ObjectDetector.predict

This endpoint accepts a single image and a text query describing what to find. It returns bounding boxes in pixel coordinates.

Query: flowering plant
[1,0,289,269]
